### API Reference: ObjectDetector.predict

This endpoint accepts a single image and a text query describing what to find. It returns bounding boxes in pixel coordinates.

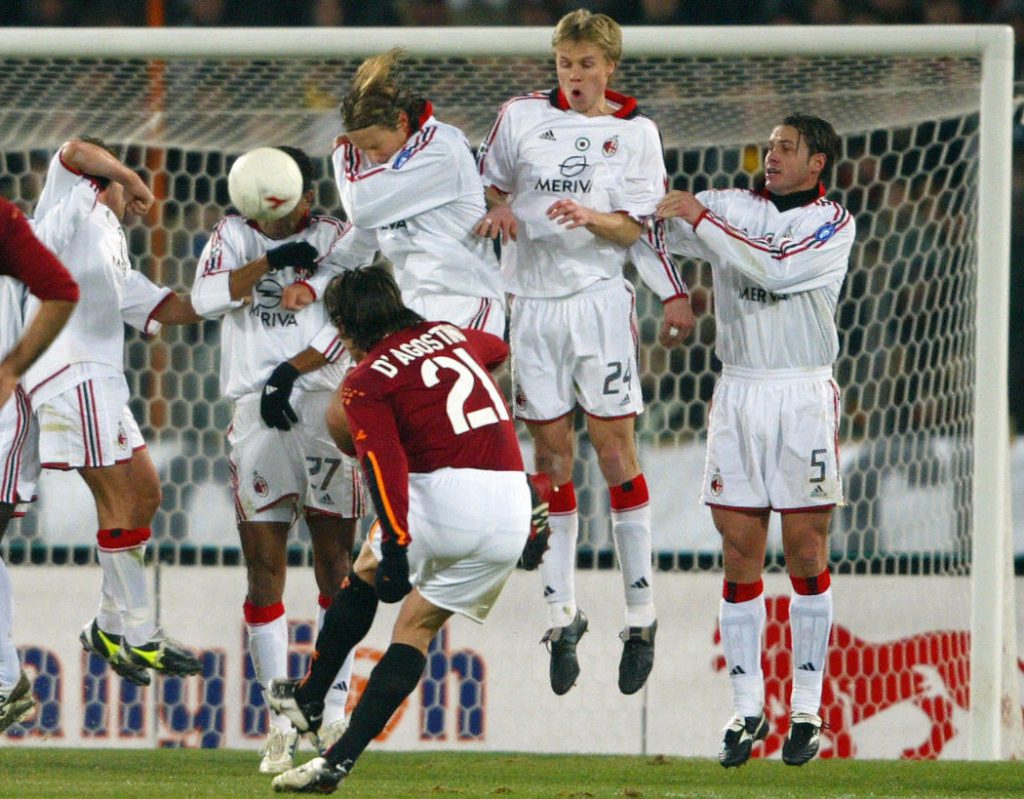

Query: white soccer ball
[227,147,304,221]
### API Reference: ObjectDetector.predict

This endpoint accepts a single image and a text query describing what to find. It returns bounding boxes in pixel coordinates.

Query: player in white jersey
[655,114,853,767]
[0,197,78,733]
[23,138,205,688]
[280,50,504,337]
[476,8,693,697]
[192,146,375,773]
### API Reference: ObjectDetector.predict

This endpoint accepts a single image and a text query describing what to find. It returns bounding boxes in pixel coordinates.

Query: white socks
[789,587,833,715]
[719,592,766,718]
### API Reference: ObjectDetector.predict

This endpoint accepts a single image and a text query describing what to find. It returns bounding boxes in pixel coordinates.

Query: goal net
[0,26,1016,758]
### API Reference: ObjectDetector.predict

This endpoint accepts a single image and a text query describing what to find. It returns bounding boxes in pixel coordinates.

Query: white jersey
[0,276,28,361]
[478,88,667,298]
[191,213,375,401]
[664,187,854,371]
[23,150,172,406]
[333,108,503,309]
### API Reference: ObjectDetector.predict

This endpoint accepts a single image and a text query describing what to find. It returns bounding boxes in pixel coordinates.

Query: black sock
[326,642,426,769]
[296,573,378,704]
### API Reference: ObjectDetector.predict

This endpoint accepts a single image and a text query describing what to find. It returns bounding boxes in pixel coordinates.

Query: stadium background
[0,0,1020,760]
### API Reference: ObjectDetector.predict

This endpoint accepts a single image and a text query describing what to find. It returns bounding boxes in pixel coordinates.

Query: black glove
[520,473,553,571]
[261,362,300,430]
[376,544,412,603]
[266,241,318,274]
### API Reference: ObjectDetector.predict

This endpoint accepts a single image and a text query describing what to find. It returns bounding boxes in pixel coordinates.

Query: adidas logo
[729,665,746,676]
[810,485,827,497]
[543,586,556,597]
[540,129,556,141]
[630,577,650,589]
[798,661,817,671]
[332,680,348,692]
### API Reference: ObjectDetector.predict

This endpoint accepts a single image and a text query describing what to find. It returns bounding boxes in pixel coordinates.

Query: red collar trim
[417,100,433,130]
[552,88,638,119]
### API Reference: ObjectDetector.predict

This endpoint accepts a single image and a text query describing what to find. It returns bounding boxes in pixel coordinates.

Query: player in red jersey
[269,266,539,793]
[0,196,78,733]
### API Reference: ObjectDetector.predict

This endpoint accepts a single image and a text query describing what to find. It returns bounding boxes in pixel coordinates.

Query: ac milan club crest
[253,472,269,497]
[710,472,724,496]
[515,387,527,410]
[116,422,127,449]
[602,136,619,157]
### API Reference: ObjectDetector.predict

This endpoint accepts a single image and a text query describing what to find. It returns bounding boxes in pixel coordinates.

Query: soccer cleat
[782,711,823,766]
[121,629,203,677]
[259,726,300,774]
[540,609,588,695]
[79,619,151,687]
[272,756,348,793]
[718,712,768,768]
[520,473,553,570]
[618,620,657,695]
[0,670,35,734]
[317,718,348,755]
[268,678,324,736]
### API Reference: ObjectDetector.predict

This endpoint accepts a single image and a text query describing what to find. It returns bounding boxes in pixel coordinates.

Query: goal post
[0,25,1016,758]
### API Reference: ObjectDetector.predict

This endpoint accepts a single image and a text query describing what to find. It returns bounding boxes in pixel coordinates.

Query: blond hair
[551,9,622,65]
[340,48,426,132]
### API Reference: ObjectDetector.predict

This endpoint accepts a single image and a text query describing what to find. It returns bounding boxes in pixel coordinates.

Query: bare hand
[659,295,695,347]
[656,191,705,225]
[474,205,518,244]
[282,283,315,311]
[124,176,154,216]
[546,198,596,230]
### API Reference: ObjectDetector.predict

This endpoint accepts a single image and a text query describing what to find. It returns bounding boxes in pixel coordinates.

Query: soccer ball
[227,147,303,221]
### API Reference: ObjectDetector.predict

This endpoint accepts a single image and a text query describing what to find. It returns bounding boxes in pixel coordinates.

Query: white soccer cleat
[0,670,35,734]
[272,756,347,793]
[259,726,299,774]
[317,718,348,755]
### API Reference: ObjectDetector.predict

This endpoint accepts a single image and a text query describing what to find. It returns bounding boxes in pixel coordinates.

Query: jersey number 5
[421,347,509,435]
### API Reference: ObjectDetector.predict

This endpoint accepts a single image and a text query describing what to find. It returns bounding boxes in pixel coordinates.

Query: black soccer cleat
[79,619,152,687]
[541,609,588,695]
[718,712,768,768]
[782,712,823,766]
[618,620,657,695]
[268,677,324,736]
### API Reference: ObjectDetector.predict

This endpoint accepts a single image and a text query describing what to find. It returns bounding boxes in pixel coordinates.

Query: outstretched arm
[60,138,153,216]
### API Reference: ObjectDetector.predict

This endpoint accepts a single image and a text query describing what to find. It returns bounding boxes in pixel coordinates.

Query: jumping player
[475,8,693,696]
[655,113,852,767]
[191,146,375,772]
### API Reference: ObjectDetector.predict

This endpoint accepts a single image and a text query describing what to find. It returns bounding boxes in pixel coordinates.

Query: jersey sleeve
[342,371,411,550]
[693,201,855,294]
[301,222,377,299]
[191,218,246,317]
[29,179,98,257]
[613,120,667,221]
[308,321,346,364]
[462,328,509,371]
[122,270,174,335]
[332,132,463,229]
[32,146,95,222]
[0,198,79,302]
[628,220,689,302]
[477,98,518,194]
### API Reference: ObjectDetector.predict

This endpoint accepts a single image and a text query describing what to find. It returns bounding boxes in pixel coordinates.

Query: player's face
[258,190,313,238]
[346,123,411,165]
[555,41,615,117]
[764,125,825,195]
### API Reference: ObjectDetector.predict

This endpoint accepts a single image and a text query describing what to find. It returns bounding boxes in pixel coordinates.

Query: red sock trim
[790,569,831,595]
[548,481,577,514]
[318,592,332,610]
[609,473,650,511]
[243,600,285,625]
[96,527,152,550]
[723,578,763,603]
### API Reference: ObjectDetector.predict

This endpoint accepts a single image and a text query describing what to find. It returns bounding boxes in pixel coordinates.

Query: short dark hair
[325,266,424,352]
[274,145,315,193]
[782,114,841,183]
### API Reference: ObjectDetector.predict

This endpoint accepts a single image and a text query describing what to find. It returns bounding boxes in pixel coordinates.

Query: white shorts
[368,468,530,623]
[702,366,842,511]
[0,385,39,510]
[229,389,363,524]
[409,294,506,339]
[35,377,145,470]
[510,278,642,421]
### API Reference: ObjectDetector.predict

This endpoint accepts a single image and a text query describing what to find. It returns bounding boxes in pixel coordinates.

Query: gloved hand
[266,241,318,273]
[375,543,412,603]
[520,473,553,571]
[260,362,300,430]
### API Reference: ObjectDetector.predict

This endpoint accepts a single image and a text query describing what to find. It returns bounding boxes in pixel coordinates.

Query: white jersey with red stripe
[332,109,503,310]
[0,276,28,362]
[191,213,375,401]
[664,187,854,371]
[478,88,668,298]
[22,150,173,407]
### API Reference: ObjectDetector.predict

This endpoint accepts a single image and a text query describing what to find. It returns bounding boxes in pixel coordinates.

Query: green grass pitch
[0,750,1020,798]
